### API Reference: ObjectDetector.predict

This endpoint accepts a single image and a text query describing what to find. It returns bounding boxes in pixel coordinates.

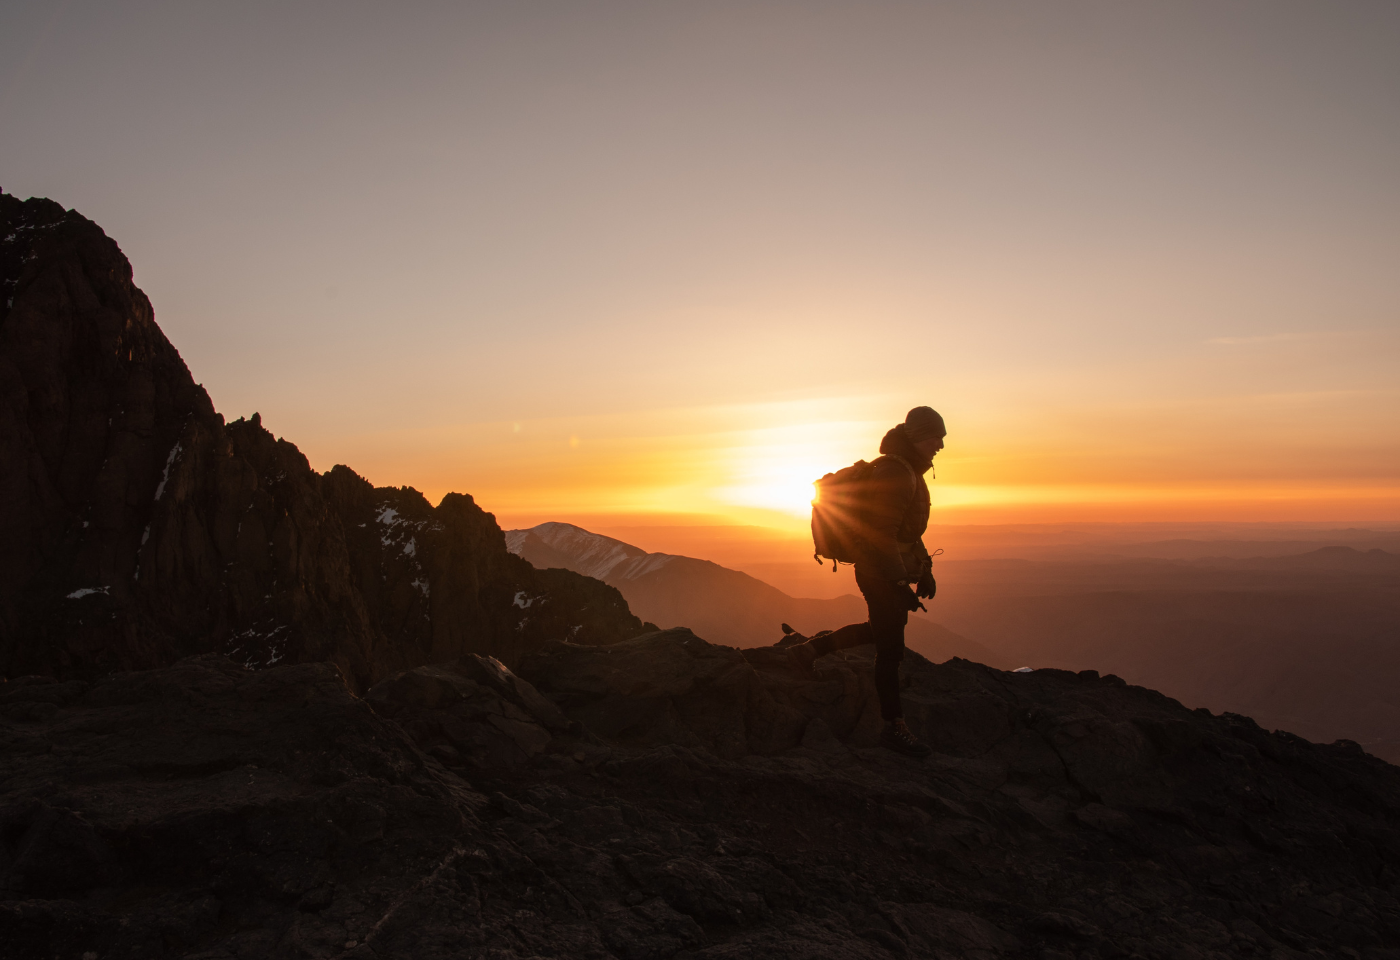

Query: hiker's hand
[897,584,923,612]
[916,571,937,600]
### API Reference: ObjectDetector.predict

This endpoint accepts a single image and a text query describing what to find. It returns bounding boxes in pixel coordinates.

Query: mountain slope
[507,522,1003,665]
[0,193,644,688]
[1193,544,1400,573]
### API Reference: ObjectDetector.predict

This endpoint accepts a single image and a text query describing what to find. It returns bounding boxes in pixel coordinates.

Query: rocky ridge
[0,192,647,690]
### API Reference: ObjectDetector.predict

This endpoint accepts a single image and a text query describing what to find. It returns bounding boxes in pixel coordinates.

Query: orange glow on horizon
[288,395,1400,534]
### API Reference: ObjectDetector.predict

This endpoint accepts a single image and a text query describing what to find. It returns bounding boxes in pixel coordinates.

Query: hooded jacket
[856,424,933,582]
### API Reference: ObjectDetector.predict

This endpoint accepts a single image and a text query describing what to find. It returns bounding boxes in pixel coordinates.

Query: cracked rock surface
[3,630,1399,959]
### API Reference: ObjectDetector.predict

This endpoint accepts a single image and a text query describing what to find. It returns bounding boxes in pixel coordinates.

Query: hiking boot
[880,719,931,758]
[787,641,820,679]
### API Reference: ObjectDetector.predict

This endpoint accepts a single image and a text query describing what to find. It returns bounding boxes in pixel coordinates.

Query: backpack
[811,460,877,569]
[811,456,919,570]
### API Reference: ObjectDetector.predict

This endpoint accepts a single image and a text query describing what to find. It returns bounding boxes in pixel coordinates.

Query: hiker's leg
[810,621,871,655]
[873,648,903,721]
[857,572,909,721]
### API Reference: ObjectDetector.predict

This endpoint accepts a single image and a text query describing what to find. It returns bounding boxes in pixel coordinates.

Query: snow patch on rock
[154,442,182,501]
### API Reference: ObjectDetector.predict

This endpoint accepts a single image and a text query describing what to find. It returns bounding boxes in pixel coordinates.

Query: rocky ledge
[3,630,1398,959]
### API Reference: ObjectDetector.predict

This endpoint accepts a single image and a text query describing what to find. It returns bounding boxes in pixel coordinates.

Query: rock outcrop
[0,192,647,689]
[3,638,1399,958]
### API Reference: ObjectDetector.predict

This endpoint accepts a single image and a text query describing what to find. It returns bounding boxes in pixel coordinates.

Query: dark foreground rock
[0,192,647,688]
[4,634,1399,959]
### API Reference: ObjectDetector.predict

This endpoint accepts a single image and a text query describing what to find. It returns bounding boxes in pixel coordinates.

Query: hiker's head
[903,406,946,458]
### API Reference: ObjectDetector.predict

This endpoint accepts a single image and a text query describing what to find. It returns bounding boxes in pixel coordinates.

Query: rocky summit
[2,193,1399,959]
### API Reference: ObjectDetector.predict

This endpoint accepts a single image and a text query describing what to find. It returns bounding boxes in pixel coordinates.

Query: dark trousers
[809,566,908,721]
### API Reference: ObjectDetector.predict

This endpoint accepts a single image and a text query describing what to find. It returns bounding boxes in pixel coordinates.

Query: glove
[916,570,937,600]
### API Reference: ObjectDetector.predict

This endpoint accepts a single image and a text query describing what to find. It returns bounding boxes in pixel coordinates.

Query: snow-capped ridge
[504,522,676,582]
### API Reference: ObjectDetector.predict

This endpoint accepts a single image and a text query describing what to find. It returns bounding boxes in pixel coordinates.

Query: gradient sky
[3,1,1398,531]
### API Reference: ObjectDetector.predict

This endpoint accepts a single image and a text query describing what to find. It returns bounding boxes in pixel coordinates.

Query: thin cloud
[1204,329,1382,346]
[1206,332,1319,346]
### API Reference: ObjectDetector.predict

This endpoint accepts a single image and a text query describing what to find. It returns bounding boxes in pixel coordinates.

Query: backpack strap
[875,454,921,523]
[878,454,918,485]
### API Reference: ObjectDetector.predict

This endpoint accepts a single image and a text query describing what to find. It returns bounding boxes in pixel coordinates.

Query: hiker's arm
[915,542,936,598]
[861,460,915,582]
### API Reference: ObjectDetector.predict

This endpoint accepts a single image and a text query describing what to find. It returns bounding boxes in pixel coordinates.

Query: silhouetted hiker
[790,406,944,757]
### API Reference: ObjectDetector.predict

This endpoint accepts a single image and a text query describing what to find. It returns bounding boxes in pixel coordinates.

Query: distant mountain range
[1186,544,1400,573]
[506,522,1003,666]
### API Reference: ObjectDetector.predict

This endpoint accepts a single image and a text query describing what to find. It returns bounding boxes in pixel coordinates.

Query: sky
[3,0,1398,535]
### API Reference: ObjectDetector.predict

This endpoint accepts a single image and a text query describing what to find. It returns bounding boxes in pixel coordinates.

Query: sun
[694,416,882,522]
[716,472,820,517]
[714,447,850,518]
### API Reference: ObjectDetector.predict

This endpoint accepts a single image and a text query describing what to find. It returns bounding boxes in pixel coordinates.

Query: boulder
[520,629,765,757]
[366,655,576,770]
